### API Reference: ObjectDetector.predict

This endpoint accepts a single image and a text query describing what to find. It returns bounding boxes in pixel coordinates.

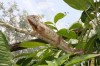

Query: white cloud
[20,0,38,14]
[21,0,33,9]
[36,1,54,10]
[15,0,55,15]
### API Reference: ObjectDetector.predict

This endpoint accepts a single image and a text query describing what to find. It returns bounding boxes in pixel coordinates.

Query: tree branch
[0,21,36,36]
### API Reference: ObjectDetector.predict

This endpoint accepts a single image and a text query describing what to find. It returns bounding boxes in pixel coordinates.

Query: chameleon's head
[27,15,42,30]
[29,15,42,21]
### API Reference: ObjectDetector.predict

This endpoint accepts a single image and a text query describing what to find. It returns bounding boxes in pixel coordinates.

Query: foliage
[65,54,100,66]
[63,0,94,10]
[54,13,66,23]
[0,31,13,66]
[0,0,100,66]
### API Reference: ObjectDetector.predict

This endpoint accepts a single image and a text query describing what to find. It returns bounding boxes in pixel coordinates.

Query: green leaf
[46,61,55,66]
[68,31,77,39]
[46,61,58,66]
[76,42,86,50]
[69,22,83,30]
[21,57,33,66]
[63,0,92,10]
[44,21,54,25]
[41,49,52,57]
[41,49,53,59]
[57,28,76,39]
[81,9,96,23]
[54,50,62,58]
[0,31,12,66]
[19,41,47,48]
[14,64,20,66]
[65,54,100,66]
[38,49,54,64]
[54,13,66,23]
[56,54,72,65]
[84,35,97,53]
[16,58,26,65]
[47,24,57,30]
[57,28,68,38]
[87,0,94,7]
[16,57,33,66]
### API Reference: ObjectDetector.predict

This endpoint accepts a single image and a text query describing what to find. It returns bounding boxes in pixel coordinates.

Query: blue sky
[1,0,82,29]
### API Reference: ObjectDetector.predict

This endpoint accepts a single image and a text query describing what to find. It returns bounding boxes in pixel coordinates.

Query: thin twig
[0,20,36,36]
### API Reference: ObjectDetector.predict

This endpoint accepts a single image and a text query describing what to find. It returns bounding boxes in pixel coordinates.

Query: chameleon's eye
[31,15,40,21]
